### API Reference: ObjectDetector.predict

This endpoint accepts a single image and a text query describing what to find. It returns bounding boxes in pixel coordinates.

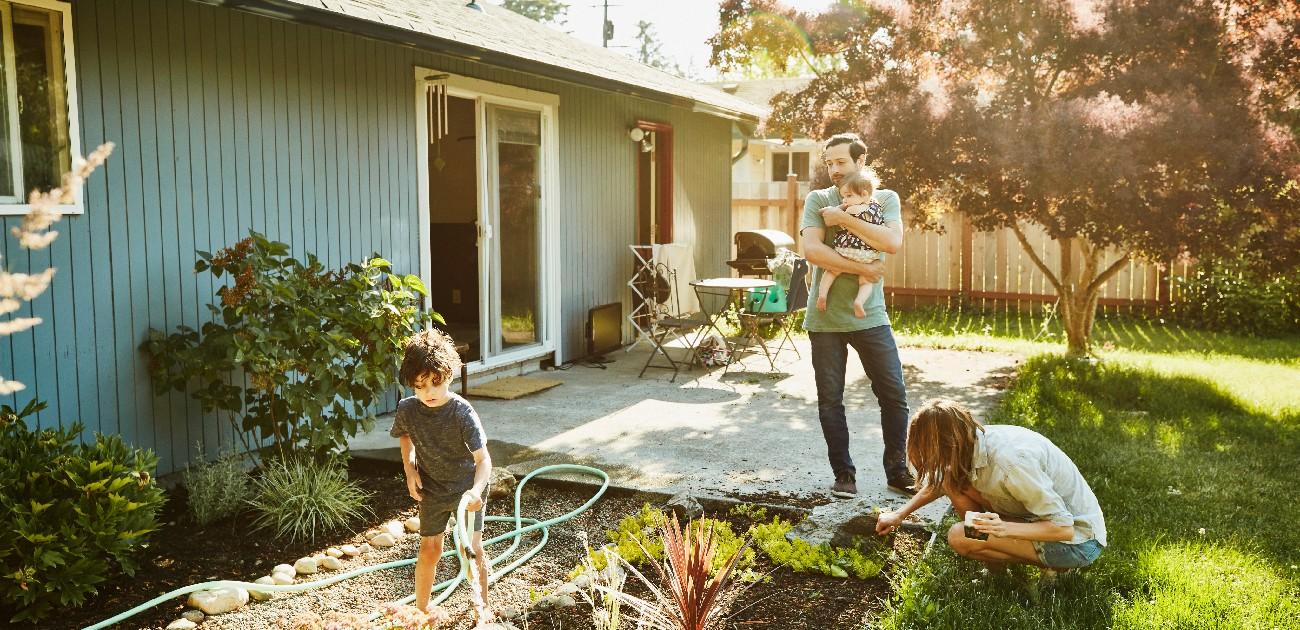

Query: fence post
[787,173,800,251]
[960,212,973,301]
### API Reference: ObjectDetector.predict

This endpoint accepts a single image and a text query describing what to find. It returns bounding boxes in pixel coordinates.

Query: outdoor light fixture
[628,127,645,142]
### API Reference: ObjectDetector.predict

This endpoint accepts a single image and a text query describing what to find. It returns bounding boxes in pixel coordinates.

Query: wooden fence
[732,186,1189,310]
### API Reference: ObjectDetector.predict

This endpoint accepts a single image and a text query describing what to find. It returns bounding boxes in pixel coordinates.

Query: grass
[874,309,1300,629]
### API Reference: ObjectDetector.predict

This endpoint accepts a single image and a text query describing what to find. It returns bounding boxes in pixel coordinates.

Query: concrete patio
[350,339,1022,524]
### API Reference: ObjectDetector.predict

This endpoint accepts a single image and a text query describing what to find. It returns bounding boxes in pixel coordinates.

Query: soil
[49,459,925,630]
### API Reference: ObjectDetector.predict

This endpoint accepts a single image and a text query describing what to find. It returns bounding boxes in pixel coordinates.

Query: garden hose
[82,464,610,630]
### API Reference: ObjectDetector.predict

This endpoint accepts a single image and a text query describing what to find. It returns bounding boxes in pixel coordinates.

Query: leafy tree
[635,20,684,76]
[712,0,1299,355]
[502,0,569,25]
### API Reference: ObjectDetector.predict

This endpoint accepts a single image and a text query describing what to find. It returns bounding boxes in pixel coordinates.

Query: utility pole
[602,0,612,47]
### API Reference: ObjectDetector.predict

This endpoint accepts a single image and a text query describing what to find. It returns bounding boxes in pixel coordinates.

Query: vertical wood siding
[0,0,732,474]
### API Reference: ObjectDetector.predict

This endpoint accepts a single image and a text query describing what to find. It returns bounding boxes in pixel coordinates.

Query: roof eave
[199,0,760,124]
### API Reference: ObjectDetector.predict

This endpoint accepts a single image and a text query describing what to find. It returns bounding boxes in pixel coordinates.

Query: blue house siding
[0,0,732,475]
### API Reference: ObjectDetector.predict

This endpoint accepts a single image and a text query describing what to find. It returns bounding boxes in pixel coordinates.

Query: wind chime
[426,74,449,172]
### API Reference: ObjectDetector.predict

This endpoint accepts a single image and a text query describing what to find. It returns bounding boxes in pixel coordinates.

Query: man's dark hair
[399,328,462,387]
[823,133,867,163]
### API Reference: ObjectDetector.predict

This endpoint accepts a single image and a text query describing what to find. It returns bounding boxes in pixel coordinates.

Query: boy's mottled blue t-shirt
[390,393,486,496]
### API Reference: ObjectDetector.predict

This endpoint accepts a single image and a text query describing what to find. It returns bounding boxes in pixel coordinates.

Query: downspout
[731,122,751,165]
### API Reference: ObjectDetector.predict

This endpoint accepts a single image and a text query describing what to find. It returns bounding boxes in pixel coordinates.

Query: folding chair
[639,264,707,382]
[739,258,809,362]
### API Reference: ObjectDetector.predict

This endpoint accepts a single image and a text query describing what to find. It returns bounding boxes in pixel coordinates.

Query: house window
[770,151,809,182]
[0,0,79,214]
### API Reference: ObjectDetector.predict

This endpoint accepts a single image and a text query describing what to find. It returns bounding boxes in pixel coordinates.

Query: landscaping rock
[166,619,198,630]
[186,586,249,615]
[497,605,523,620]
[271,572,295,585]
[664,491,704,521]
[249,576,276,601]
[369,533,398,548]
[294,557,319,575]
[359,543,374,553]
[488,467,517,500]
[181,610,205,623]
[788,497,892,549]
[319,555,343,571]
[555,582,580,596]
[539,594,577,610]
[272,563,295,577]
[403,516,421,532]
[325,547,343,558]
[340,544,361,557]
[382,520,405,537]
[572,572,592,589]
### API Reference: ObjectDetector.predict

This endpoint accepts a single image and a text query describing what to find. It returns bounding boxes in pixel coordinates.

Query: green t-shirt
[800,186,901,332]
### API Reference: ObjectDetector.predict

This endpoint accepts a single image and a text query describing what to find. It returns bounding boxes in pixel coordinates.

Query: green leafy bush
[0,401,165,623]
[247,457,372,543]
[749,516,884,580]
[1172,258,1300,337]
[142,231,436,456]
[182,446,252,526]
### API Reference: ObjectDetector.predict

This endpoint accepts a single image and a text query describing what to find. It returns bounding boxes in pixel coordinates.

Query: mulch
[47,459,926,630]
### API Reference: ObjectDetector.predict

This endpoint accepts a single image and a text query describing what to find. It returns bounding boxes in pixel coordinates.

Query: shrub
[749,516,885,580]
[575,505,758,582]
[602,516,751,630]
[182,445,252,526]
[1172,258,1300,337]
[247,457,372,543]
[0,400,165,623]
[142,231,436,456]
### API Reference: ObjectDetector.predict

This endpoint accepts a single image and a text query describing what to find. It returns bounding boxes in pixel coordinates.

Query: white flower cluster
[0,142,114,395]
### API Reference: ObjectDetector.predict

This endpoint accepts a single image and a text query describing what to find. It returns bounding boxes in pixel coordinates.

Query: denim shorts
[1033,539,1103,568]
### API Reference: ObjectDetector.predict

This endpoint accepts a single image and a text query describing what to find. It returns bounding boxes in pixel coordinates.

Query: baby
[817,169,885,318]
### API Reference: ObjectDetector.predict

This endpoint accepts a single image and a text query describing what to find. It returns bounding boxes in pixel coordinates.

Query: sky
[484,0,839,80]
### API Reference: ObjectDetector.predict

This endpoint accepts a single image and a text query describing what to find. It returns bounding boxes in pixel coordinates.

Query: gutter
[194,0,760,125]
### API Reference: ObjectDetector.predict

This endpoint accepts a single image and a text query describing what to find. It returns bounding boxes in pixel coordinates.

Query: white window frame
[0,0,82,216]
[414,67,563,369]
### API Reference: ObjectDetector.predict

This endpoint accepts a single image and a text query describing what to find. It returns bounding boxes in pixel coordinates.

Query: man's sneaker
[830,473,857,498]
[887,474,918,496]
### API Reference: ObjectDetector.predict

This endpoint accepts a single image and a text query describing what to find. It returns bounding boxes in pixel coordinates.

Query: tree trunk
[1008,224,1130,357]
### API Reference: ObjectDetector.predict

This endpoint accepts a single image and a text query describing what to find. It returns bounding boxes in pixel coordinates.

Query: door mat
[466,376,563,400]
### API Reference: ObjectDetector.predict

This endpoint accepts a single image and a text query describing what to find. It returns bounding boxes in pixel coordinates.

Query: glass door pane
[488,105,542,351]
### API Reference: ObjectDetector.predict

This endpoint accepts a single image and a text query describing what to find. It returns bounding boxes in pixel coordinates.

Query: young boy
[815,169,886,318]
[391,328,494,624]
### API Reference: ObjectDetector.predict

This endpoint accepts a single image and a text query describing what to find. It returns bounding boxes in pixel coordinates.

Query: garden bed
[61,459,925,630]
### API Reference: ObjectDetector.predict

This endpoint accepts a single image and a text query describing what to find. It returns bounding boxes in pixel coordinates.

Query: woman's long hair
[907,399,985,496]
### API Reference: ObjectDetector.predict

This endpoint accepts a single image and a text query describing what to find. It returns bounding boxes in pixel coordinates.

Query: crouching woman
[875,399,1106,572]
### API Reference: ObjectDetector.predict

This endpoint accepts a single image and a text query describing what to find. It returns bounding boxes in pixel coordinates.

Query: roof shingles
[274,0,763,120]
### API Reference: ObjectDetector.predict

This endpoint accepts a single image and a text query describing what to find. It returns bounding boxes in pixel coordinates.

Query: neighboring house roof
[215,0,763,122]
[709,77,814,115]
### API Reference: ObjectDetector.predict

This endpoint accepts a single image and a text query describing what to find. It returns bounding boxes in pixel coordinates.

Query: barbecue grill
[727,229,796,277]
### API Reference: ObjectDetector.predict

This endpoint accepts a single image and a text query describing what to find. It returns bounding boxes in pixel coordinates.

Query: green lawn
[877,308,1300,629]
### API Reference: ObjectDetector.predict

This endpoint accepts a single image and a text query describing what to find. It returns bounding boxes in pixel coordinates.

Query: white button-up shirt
[970,425,1107,546]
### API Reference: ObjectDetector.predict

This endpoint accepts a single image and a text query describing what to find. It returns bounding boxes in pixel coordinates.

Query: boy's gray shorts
[418,485,488,538]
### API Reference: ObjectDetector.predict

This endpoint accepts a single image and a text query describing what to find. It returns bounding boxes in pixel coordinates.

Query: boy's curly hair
[399,328,462,387]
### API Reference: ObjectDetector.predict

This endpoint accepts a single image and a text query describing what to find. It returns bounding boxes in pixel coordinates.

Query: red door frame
[635,120,673,244]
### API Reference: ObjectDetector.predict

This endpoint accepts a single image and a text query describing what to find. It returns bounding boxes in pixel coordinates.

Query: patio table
[689,277,778,372]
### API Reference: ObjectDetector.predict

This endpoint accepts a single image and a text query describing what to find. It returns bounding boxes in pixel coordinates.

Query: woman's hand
[875,511,905,535]
[973,513,1009,538]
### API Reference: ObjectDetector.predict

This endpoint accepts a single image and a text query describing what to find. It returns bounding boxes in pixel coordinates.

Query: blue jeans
[809,326,910,481]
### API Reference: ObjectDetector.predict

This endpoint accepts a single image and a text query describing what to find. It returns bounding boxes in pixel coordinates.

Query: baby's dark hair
[839,168,879,199]
[399,328,462,387]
